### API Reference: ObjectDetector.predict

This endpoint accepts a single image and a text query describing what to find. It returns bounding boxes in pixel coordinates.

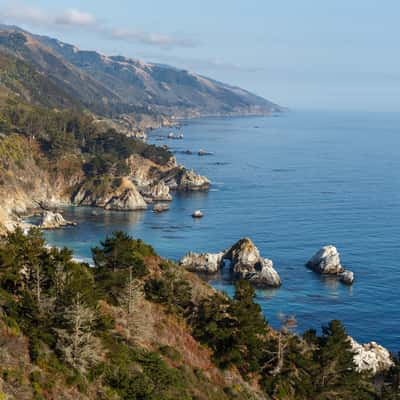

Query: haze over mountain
[0,25,282,118]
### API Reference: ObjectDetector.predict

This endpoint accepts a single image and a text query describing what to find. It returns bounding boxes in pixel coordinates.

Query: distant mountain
[0,25,282,117]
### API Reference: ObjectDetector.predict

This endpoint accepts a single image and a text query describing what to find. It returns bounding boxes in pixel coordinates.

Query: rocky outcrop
[306,245,354,285]
[126,154,210,195]
[73,177,147,211]
[180,238,281,287]
[141,181,172,201]
[180,252,224,274]
[177,169,210,191]
[39,211,76,229]
[104,188,147,211]
[225,238,281,287]
[350,337,394,375]
[306,245,344,274]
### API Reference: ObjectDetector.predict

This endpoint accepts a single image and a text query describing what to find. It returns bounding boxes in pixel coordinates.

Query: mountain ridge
[0,25,283,118]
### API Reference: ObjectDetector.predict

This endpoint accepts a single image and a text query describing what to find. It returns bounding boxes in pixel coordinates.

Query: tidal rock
[350,337,394,375]
[192,210,204,218]
[306,245,345,274]
[178,169,210,191]
[180,252,224,274]
[105,188,147,211]
[40,211,76,229]
[153,203,170,213]
[225,238,282,287]
[339,270,354,285]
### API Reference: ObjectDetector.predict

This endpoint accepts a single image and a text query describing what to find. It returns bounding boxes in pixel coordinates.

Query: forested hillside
[0,229,399,399]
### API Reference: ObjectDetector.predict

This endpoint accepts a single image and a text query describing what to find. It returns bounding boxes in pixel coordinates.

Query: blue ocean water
[44,111,400,350]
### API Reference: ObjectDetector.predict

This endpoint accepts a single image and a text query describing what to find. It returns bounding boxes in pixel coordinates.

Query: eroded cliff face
[0,135,84,232]
[0,136,210,232]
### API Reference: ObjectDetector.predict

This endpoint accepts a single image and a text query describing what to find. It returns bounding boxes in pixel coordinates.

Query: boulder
[247,258,282,287]
[339,270,354,285]
[105,188,147,211]
[40,211,76,229]
[306,245,355,285]
[177,169,210,191]
[350,337,394,375]
[306,245,345,274]
[225,238,282,287]
[179,252,224,274]
[192,210,204,218]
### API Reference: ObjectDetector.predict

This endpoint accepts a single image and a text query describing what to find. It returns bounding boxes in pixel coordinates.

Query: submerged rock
[179,252,224,274]
[306,245,345,274]
[152,203,170,213]
[350,337,394,375]
[40,211,76,229]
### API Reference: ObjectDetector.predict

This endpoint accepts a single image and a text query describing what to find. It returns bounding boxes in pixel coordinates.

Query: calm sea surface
[43,111,400,350]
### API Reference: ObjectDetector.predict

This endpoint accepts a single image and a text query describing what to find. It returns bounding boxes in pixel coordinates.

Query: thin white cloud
[1,4,48,24]
[110,28,197,48]
[0,2,197,49]
[55,9,96,27]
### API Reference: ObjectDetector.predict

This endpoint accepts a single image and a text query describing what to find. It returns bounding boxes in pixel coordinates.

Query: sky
[0,0,399,111]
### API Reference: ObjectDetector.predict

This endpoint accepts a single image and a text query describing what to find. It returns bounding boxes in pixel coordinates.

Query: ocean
[43,110,400,350]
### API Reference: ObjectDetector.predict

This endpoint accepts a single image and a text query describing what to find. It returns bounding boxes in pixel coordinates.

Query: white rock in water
[307,245,345,274]
[248,258,282,287]
[179,252,224,274]
[105,188,147,211]
[350,337,394,375]
[40,211,75,229]
[340,270,354,285]
[192,210,203,218]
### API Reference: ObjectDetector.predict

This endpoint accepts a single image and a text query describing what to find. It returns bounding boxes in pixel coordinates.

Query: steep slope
[0,50,80,109]
[38,35,281,117]
[0,26,282,117]
[0,29,127,114]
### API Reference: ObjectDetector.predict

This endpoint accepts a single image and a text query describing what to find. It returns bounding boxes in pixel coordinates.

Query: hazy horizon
[0,0,398,112]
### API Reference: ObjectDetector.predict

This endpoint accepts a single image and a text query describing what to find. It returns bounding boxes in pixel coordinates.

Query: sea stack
[179,237,282,288]
[306,245,354,285]
[39,211,76,229]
